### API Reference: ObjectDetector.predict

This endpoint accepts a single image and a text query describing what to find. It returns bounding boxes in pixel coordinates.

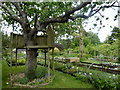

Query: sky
[0,3,119,42]
[83,7,118,42]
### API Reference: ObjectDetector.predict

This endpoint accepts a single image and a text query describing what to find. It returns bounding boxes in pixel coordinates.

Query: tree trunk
[24,32,38,80]
[25,48,38,80]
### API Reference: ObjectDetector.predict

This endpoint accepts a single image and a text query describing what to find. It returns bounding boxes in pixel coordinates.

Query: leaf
[100,20,102,25]
[103,25,105,27]
[106,17,109,20]
[114,15,117,19]
[93,24,97,27]
[110,26,112,28]
[96,18,99,21]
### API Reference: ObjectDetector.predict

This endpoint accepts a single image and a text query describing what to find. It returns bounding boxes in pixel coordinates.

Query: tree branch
[11,2,23,17]
[0,3,22,24]
[11,2,28,24]
[74,2,120,19]
[34,13,38,29]
[63,2,91,18]
[39,1,92,28]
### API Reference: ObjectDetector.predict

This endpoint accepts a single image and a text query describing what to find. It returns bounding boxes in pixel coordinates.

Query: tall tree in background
[0,1,119,80]
[105,27,120,44]
[104,27,120,62]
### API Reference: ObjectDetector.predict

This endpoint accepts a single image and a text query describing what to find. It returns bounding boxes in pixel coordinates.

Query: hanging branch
[0,3,22,24]
[39,1,120,28]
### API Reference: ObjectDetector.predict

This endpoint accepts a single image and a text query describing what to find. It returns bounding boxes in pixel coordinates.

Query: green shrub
[18,59,26,64]
[66,63,73,69]
[69,53,79,57]
[7,58,16,63]
[88,73,120,89]
[55,63,65,70]
[80,57,87,62]
[69,68,77,73]
[49,47,60,55]
[35,67,47,78]
[74,73,88,82]
[15,77,29,84]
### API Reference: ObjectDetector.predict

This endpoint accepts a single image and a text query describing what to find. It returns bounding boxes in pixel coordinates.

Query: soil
[14,73,25,79]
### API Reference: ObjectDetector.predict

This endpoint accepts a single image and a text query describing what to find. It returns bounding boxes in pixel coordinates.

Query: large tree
[0,1,119,80]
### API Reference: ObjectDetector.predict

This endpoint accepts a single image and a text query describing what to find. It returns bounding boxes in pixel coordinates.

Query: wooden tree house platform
[9,26,55,86]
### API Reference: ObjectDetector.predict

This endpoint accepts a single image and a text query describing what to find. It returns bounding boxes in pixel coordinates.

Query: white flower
[113,74,115,77]
[72,66,74,68]
[84,73,87,75]
[6,82,9,85]
[76,67,78,70]
[89,73,92,75]
[79,72,81,74]
[109,76,111,78]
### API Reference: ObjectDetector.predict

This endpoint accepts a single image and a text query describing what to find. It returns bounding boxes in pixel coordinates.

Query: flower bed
[38,60,120,89]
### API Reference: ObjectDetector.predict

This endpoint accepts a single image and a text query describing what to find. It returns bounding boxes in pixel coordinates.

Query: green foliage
[2,32,10,58]
[55,63,66,71]
[69,53,79,57]
[15,77,29,84]
[80,57,87,62]
[18,59,26,64]
[97,39,119,59]
[37,59,120,89]
[2,59,94,88]
[35,67,47,78]
[1,2,72,28]
[7,57,16,63]
[49,47,60,56]
[69,68,77,73]
[87,31,100,45]
[66,63,73,69]
[88,73,120,89]
[74,73,88,82]
[17,53,26,57]
[105,27,120,44]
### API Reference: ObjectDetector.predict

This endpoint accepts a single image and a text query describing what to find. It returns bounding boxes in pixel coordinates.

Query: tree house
[9,26,55,85]
[10,27,55,49]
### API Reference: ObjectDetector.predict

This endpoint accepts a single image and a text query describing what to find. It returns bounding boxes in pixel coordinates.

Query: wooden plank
[25,45,54,49]
[65,57,79,63]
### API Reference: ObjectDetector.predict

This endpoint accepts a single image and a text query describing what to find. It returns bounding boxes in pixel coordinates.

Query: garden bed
[37,59,120,89]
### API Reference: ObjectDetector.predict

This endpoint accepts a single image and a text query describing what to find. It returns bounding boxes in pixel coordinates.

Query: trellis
[10,25,55,87]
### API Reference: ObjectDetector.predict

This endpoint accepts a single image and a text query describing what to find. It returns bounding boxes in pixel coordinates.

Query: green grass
[39,71,94,88]
[82,59,116,64]
[82,59,103,64]
[2,60,95,88]
[2,60,10,88]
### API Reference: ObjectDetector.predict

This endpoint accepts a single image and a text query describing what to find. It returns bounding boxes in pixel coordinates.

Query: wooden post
[47,48,50,82]
[44,49,47,66]
[52,48,55,78]
[26,48,27,63]
[10,33,13,87]
[15,48,17,69]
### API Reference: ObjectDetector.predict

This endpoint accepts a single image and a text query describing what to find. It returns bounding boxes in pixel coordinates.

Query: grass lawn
[2,60,10,88]
[40,71,94,88]
[2,60,95,88]
[82,59,116,64]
